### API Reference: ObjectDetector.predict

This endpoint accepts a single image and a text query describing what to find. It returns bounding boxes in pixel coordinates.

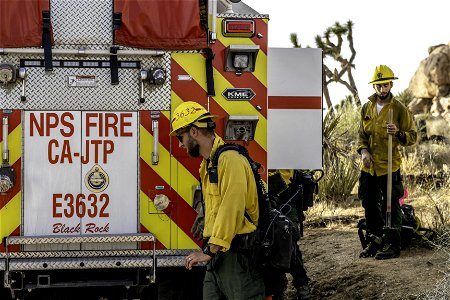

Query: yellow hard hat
[170,101,217,136]
[369,65,398,84]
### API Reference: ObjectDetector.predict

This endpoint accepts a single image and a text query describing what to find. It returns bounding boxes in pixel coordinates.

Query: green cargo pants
[358,169,403,245]
[203,251,265,300]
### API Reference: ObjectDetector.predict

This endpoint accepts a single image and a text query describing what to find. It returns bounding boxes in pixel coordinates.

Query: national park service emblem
[85,164,109,193]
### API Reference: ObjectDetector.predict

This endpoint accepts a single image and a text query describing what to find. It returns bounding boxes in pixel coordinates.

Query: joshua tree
[291,20,360,111]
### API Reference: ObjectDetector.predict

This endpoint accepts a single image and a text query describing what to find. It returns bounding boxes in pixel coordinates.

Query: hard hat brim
[369,77,398,84]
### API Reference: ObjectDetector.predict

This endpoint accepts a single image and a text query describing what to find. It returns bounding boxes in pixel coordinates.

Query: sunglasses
[175,127,191,142]
[175,134,184,143]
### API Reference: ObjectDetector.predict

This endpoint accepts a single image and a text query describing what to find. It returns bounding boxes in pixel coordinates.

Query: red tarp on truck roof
[114,0,207,50]
[0,0,51,48]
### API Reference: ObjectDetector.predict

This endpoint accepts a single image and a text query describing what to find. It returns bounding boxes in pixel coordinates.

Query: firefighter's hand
[361,149,374,168]
[386,123,399,136]
[191,205,204,240]
[184,251,211,270]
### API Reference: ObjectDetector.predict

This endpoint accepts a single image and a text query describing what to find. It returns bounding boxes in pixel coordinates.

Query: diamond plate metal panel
[9,256,154,271]
[52,0,112,46]
[154,249,193,256]
[7,233,155,245]
[218,13,269,19]
[0,54,171,110]
[5,250,197,268]
[5,251,195,268]
[156,256,189,267]
[8,250,153,259]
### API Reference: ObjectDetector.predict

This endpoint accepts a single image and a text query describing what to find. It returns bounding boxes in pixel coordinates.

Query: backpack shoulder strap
[209,143,249,183]
[208,143,236,183]
[209,143,269,227]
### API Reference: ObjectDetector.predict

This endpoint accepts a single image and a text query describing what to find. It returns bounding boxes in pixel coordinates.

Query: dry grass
[304,199,363,229]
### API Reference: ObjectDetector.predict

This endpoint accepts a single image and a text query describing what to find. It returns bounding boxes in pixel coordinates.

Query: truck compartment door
[23,111,139,244]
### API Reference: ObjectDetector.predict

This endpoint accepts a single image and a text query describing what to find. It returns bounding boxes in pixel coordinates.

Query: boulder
[408,43,450,117]
[409,44,450,98]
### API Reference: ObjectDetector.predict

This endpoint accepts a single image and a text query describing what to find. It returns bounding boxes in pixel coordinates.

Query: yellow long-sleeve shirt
[357,94,417,176]
[200,135,259,251]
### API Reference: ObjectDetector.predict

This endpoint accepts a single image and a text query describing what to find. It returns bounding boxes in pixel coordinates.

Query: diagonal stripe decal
[171,55,267,151]
[0,192,21,241]
[216,18,268,86]
[140,115,202,249]
[140,157,198,232]
[250,19,268,55]
[140,190,199,250]
[0,159,21,211]
[140,125,199,202]
[207,42,267,118]
[0,110,22,246]
[172,53,267,121]
[140,224,166,250]
[140,111,200,179]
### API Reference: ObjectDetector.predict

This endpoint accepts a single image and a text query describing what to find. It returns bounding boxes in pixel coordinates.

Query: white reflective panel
[80,112,138,235]
[268,48,322,97]
[268,48,323,169]
[23,111,138,236]
[24,111,83,236]
[268,109,322,169]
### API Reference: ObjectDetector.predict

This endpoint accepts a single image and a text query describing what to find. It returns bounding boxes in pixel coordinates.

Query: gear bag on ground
[357,203,436,250]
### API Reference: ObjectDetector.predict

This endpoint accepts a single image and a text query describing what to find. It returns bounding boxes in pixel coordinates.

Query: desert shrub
[401,142,450,190]
[400,120,450,234]
[319,100,360,203]
[396,88,414,107]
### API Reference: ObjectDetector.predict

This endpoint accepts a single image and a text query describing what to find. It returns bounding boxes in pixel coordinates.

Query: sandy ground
[284,224,448,300]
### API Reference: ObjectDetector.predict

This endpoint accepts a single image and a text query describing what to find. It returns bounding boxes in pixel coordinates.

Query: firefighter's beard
[377,91,391,101]
[186,136,201,157]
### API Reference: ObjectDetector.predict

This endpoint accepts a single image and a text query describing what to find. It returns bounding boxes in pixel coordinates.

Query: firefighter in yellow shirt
[172,101,265,299]
[357,65,417,259]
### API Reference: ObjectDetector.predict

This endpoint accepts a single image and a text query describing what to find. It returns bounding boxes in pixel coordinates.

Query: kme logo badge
[222,88,256,101]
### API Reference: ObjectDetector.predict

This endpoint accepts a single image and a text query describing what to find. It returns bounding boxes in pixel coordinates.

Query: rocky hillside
[408,42,450,141]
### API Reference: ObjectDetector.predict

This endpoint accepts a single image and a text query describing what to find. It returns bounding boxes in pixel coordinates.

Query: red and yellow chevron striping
[0,110,22,251]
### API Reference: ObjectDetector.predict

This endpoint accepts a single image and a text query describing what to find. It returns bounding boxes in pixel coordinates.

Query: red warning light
[223,19,255,37]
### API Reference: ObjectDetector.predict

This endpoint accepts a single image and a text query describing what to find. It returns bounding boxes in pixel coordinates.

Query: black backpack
[268,169,323,237]
[209,143,296,271]
[357,203,436,249]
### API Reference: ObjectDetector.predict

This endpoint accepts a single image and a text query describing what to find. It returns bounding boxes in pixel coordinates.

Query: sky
[242,0,449,106]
